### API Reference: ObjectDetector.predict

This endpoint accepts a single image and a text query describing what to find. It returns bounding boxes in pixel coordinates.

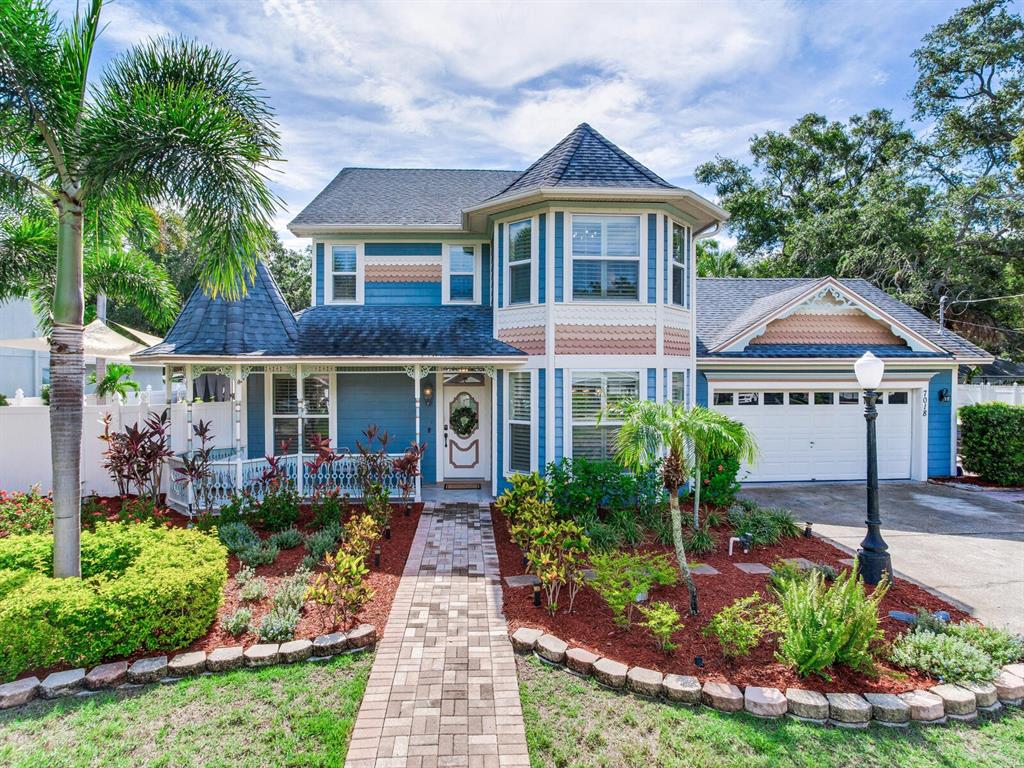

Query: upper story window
[331,245,358,302]
[671,222,688,307]
[508,219,532,305]
[571,215,640,301]
[446,244,478,303]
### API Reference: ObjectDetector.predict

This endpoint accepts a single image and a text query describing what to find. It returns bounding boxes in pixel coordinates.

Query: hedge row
[959,402,1024,486]
[0,523,227,681]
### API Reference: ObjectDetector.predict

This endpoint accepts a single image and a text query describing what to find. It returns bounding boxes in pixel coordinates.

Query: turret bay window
[271,373,330,455]
[671,222,689,307]
[331,245,358,302]
[447,244,477,303]
[572,215,640,301]
[508,219,532,305]
[508,371,532,472]
[571,371,639,460]
[670,370,688,405]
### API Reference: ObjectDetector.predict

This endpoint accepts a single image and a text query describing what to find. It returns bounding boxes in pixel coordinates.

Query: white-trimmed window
[330,244,359,302]
[508,371,532,472]
[671,221,688,307]
[670,371,688,405]
[571,214,640,301]
[445,244,478,303]
[271,374,330,455]
[570,371,639,460]
[507,219,532,305]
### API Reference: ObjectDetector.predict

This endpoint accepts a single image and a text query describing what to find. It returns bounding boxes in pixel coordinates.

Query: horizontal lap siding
[364,243,442,257]
[365,282,442,304]
[482,244,491,306]
[696,371,709,407]
[554,368,564,461]
[315,243,325,306]
[538,369,546,474]
[927,369,952,478]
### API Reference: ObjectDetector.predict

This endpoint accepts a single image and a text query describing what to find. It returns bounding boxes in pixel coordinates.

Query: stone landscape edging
[0,624,378,711]
[511,627,1024,728]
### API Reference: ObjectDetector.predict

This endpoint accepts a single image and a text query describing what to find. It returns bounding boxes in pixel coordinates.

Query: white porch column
[296,363,304,496]
[414,364,421,501]
[184,363,194,510]
[234,364,243,490]
[491,369,499,497]
[164,365,173,454]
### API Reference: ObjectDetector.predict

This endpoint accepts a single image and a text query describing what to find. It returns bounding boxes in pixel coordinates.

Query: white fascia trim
[697,357,957,368]
[462,186,729,221]
[288,223,471,237]
[133,355,530,366]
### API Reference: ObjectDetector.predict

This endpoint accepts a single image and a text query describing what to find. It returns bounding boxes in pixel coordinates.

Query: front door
[442,373,490,480]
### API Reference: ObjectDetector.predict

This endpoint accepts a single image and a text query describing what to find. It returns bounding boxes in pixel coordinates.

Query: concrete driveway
[740,481,1024,634]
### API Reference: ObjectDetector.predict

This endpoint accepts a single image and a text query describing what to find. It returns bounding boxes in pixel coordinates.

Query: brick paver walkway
[345,503,530,768]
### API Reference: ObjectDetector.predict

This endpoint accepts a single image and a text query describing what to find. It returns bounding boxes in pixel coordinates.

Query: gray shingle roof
[136,261,298,358]
[490,123,675,200]
[289,168,521,228]
[295,305,526,358]
[696,277,989,359]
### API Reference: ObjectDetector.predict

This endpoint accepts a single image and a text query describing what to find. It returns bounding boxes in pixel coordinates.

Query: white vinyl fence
[0,398,233,496]
[958,383,1024,407]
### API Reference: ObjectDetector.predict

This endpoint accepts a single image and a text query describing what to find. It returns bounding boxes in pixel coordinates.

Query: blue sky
[71,0,965,248]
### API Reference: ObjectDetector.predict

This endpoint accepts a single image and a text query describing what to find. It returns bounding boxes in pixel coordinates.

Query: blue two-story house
[136,123,990,506]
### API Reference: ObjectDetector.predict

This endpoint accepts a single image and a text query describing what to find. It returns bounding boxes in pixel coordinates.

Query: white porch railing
[166,451,411,515]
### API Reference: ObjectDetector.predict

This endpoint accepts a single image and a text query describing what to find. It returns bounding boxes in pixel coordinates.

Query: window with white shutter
[271,374,330,455]
[508,219,532,305]
[571,215,640,301]
[671,222,689,307]
[331,245,358,302]
[508,371,532,472]
[570,371,639,460]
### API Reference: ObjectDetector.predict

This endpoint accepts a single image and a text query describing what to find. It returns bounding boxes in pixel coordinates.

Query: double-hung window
[508,371,532,472]
[331,245,358,302]
[271,374,330,455]
[570,371,639,460]
[670,371,688,405]
[572,215,640,301]
[447,245,477,303]
[508,219,532,305]
[671,222,688,307]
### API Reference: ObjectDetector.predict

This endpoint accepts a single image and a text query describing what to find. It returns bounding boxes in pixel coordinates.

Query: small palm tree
[89,362,138,399]
[605,400,757,615]
[0,0,281,577]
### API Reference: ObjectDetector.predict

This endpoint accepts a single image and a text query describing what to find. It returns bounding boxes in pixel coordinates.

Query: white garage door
[712,388,913,482]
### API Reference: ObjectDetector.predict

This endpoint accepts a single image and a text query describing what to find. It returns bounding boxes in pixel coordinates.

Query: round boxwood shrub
[0,522,227,681]
[959,402,1024,486]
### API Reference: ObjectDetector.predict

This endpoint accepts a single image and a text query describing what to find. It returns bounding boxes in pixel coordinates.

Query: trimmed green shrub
[237,542,278,567]
[269,527,303,550]
[959,402,1024,486]
[305,524,340,562]
[638,601,683,651]
[703,594,783,658]
[775,569,887,678]
[217,521,260,554]
[699,454,742,506]
[250,486,301,532]
[589,550,677,628]
[0,523,227,681]
[890,630,999,683]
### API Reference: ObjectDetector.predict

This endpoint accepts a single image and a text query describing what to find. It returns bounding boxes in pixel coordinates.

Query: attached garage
[711,387,914,482]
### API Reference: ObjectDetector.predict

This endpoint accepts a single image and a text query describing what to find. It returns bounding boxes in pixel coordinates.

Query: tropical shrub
[728,503,801,546]
[343,514,380,563]
[703,594,783,658]
[0,487,52,536]
[890,631,999,683]
[98,411,172,505]
[311,489,343,530]
[588,550,677,628]
[959,402,1024,486]
[775,569,888,678]
[251,485,300,532]
[546,457,663,522]
[684,526,716,555]
[238,577,268,602]
[525,519,589,615]
[496,471,549,527]
[508,496,558,555]
[699,453,742,507]
[0,523,227,681]
[269,527,303,550]
[306,548,373,630]
[638,601,684,651]
[217,521,260,554]
[224,608,252,636]
[258,606,299,642]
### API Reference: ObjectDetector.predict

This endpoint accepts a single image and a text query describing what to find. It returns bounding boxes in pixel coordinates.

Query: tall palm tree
[606,401,757,615]
[0,0,281,577]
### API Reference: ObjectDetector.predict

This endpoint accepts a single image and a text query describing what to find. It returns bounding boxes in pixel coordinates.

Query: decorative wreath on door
[450,404,479,438]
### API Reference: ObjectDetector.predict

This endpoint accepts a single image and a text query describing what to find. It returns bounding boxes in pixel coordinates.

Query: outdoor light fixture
[804,522,813,538]
[384,525,391,540]
[854,352,892,586]
[938,388,951,403]
[422,383,434,407]
[374,545,382,567]
[533,584,542,607]
[694,656,704,669]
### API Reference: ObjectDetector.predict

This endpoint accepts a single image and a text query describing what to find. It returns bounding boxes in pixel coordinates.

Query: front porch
[159,362,502,514]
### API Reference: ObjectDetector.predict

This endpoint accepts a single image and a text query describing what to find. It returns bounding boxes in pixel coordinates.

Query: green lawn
[518,656,1024,768]
[0,652,372,768]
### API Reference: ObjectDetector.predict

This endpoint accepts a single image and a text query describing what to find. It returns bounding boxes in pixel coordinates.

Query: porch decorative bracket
[302,364,336,378]
[193,364,234,377]
[404,365,434,379]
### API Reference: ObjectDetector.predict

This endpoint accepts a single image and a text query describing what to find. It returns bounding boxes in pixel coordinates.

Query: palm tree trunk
[51,198,85,578]
[668,487,699,615]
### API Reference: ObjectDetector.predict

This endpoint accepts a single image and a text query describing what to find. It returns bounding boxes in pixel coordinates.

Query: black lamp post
[854,352,892,585]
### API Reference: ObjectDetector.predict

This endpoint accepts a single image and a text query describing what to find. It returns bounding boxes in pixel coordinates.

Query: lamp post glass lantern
[854,352,891,585]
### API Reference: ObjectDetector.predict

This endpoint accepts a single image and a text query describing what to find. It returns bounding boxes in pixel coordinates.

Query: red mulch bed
[494,506,969,694]
[16,499,420,682]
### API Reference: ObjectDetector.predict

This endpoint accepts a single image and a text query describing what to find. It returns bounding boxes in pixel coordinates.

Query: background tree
[0,0,281,577]
[696,239,749,278]
[264,240,311,312]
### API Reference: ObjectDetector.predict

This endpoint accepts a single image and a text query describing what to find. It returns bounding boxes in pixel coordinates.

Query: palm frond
[84,248,180,330]
[80,36,282,299]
